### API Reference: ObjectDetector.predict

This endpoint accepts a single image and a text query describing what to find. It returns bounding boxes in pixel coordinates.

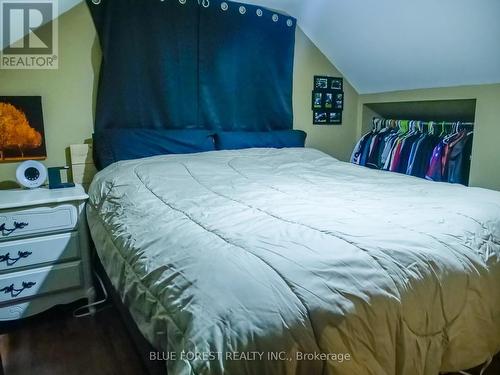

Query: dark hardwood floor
[0,301,498,375]
[0,302,148,375]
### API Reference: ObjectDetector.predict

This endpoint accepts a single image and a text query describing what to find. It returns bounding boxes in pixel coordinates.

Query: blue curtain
[87,0,296,131]
[198,1,296,131]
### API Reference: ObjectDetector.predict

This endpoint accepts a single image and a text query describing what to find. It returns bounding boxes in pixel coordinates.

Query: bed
[84,147,500,375]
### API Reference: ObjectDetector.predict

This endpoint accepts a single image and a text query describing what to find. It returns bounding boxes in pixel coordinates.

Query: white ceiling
[10,0,500,94]
[245,0,500,94]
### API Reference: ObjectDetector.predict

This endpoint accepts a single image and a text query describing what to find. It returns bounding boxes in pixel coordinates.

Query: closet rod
[374,118,474,127]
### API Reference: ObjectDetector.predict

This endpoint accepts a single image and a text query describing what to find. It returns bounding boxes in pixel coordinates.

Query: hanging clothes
[350,132,373,165]
[352,118,474,186]
[447,133,473,185]
[406,134,440,178]
[426,129,473,184]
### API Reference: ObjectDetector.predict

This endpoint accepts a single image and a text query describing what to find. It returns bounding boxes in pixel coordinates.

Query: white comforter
[86,148,500,375]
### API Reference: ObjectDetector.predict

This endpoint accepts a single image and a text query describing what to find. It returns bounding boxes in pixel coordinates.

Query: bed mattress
[86,148,500,375]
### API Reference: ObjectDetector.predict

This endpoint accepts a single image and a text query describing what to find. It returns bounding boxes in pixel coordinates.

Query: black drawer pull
[0,222,29,237]
[0,251,32,266]
[0,281,36,298]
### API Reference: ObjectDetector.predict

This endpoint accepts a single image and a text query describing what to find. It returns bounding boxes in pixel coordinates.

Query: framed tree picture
[0,96,46,162]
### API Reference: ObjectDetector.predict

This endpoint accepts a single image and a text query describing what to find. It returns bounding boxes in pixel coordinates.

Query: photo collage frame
[312,76,344,125]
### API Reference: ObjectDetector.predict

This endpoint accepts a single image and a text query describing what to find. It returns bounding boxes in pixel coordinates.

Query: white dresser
[0,185,94,320]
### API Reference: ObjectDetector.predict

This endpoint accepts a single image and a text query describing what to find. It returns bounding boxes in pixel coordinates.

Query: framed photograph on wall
[334,91,344,110]
[313,111,328,124]
[0,96,46,162]
[314,76,329,89]
[312,76,344,125]
[324,93,333,109]
[330,78,343,90]
[313,111,342,125]
[329,111,342,124]
[312,92,323,109]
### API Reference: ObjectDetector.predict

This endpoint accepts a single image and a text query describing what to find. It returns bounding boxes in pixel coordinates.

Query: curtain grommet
[256,9,263,17]
[91,0,101,4]
[179,0,186,4]
[272,14,279,22]
[221,2,228,11]
[239,6,246,14]
[287,19,293,27]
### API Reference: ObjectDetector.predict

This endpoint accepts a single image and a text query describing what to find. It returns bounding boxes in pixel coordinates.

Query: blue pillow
[214,130,307,150]
[93,129,215,170]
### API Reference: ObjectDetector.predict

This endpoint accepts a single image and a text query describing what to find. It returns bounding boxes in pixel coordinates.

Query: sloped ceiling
[245,0,500,94]
[14,0,500,94]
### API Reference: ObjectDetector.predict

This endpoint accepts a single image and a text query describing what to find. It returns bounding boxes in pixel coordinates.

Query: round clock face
[16,160,47,189]
[24,167,40,181]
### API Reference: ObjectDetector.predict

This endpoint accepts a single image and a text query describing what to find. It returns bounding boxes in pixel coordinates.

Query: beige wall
[293,28,359,162]
[0,3,98,188]
[0,3,358,187]
[358,84,500,191]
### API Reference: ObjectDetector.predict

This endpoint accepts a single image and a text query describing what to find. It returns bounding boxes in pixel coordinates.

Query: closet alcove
[361,99,476,133]
[358,99,477,185]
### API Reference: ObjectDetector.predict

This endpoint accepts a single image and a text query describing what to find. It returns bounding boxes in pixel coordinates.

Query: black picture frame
[329,111,342,124]
[312,76,344,125]
[330,77,343,90]
[314,76,329,89]
[311,90,344,110]
[333,91,344,110]
[324,93,333,109]
[312,91,323,109]
[313,111,328,124]
[313,110,342,125]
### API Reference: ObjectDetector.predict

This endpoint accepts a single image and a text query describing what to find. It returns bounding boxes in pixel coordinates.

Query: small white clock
[16,160,47,189]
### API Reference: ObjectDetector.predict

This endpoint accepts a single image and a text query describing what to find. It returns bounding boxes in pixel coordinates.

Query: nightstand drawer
[0,185,93,320]
[0,233,80,272]
[0,204,77,241]
[0,261,82,304]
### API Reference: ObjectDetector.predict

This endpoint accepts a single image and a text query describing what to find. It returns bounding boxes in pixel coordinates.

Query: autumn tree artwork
[0,96,46,162]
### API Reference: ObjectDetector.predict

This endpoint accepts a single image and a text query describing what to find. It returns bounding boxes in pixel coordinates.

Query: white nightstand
[0,185,94,320]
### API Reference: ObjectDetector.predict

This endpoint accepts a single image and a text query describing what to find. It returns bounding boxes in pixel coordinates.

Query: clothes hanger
[466,123,474,136]
[444,121,462,143]
[402,120,411,135]
[378,118,383,132]
[409,120,417,135]
[439,121,446,137]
